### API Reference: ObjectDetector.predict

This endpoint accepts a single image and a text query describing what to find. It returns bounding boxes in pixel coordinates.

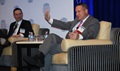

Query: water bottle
[28,32,34,41]
[44,31,48,39]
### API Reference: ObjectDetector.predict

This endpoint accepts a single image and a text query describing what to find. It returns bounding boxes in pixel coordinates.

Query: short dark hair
[13,8,23,14]
[76,3,88,10]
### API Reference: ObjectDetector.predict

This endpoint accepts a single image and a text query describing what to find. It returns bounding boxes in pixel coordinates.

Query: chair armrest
[61,39,113,52]
[8,36,28,43]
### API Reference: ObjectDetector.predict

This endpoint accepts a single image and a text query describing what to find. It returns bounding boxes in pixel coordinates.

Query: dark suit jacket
[8,19,34,38]
[0,29,7,38]
[51,16,100,40]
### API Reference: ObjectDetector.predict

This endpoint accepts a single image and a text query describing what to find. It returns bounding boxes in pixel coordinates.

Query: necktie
[13,23,18,35]
[14,23,18,29]
[76,20,83,34]
[76,20,83,29]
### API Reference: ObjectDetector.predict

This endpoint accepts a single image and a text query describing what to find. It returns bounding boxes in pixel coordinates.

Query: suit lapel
[65,18,79,38]
[69,18,79,32]
[82,16,93,27]
[9,22,16,36]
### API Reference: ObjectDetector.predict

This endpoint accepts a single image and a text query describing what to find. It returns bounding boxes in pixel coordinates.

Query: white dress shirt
[13,20,24,37]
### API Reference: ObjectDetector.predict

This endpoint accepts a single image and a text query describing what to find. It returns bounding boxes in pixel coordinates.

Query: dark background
[74,0,120,28]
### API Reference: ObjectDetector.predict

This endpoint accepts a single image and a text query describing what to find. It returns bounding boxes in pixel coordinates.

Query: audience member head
[75,3,89,21]
[13,8,23,22]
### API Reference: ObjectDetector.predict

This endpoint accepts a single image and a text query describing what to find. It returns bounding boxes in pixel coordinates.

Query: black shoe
[23,52,45,67]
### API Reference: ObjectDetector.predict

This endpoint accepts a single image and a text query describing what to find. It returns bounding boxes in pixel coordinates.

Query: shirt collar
[16,20,22,25]
[81,15,90,23]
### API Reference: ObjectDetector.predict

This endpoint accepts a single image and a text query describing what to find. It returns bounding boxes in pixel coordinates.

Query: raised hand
[44,10,50,22]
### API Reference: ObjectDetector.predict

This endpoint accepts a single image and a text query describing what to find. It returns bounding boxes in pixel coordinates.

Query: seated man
[9,8,34,67]
[23,3,100,71]
[0,8,34,67]
[8,8,34,38]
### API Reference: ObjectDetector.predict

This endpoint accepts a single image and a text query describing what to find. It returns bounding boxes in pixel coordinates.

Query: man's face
[13,10,23,22]
[75,5,88,21]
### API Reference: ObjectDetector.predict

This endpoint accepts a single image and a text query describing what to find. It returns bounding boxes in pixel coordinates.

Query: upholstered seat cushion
[52,53,68,64]
[2,37,28,55]
[2,46,12,55]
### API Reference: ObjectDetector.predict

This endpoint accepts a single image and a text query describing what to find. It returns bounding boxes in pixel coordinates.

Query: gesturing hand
[44,10,50,22]
[68,31,79,40]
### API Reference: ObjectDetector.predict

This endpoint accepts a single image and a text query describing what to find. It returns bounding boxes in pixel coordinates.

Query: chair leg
[11,66,17,71]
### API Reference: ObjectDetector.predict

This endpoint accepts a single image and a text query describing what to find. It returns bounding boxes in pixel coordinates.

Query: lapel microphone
[76,27,79,29]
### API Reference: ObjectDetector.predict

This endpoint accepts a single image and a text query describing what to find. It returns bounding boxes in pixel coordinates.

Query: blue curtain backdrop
[74,0,120,28]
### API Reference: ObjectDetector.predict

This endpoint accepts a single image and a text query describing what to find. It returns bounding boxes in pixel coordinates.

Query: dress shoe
[23,52,45,67]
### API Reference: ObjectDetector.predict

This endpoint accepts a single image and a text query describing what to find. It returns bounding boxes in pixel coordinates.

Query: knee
[47,33,59,40]
[48,33,57,37]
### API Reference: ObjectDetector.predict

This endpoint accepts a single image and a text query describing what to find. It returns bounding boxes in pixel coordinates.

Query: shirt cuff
[79,34,83,39]
[20,34,24,37]
[49,18,53,24]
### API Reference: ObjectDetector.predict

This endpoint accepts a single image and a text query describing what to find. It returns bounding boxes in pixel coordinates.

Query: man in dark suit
[8,8,33,38]
[9,8,34,67]
[0,8,34,67]
[23,3,100,71]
